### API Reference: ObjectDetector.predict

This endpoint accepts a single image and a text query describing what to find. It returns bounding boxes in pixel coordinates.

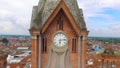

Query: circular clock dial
[53,33,67,47]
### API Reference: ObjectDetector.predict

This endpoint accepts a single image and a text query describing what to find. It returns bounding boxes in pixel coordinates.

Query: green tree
[2,38,9,45]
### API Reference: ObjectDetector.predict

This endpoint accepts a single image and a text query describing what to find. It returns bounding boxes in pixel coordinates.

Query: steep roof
[30,0,86,30]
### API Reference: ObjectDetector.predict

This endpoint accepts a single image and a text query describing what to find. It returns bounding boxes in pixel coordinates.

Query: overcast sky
[0,0,120,37]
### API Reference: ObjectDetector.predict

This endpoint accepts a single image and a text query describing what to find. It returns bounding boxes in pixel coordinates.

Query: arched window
[42,38,47,53]
[72,38,76,52]
[57,16,63,30]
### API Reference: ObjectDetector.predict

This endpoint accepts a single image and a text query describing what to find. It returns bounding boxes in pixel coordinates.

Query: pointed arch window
[72,38,76,53]
[42,37,47,53]
[57,16,63,30]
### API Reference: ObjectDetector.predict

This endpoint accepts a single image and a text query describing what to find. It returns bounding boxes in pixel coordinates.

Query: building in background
[0,50,7,68]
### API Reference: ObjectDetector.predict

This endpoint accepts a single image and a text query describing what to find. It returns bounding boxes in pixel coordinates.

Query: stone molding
[31,35,37,39]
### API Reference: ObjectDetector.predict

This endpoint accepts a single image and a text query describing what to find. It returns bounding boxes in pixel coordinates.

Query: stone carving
[47,45,71,68]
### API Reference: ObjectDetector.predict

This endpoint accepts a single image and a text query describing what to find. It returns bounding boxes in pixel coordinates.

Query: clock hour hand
[58,39,60,44]
[63,39,66,41]
[59,39,62,46]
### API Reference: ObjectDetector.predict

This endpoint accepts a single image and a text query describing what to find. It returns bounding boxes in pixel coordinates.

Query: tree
[2,38,9,45]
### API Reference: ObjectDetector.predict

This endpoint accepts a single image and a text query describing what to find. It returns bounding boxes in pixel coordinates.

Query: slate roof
[30,0,86,30]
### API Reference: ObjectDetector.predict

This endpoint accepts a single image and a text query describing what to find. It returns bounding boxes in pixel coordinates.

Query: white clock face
[53,33,67,47]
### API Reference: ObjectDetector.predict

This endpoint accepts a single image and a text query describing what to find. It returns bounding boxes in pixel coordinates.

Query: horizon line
[0,34,120,38]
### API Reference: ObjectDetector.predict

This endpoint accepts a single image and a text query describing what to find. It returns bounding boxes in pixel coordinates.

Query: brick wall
[41,10,78,68]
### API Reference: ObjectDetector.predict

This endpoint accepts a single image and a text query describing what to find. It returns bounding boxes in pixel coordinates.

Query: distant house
[92,45,105,54]
[17,47,29,50]
[92,45,104,51]
[7,46,31,65]
[16,47,31,52]
[0,53,7,68]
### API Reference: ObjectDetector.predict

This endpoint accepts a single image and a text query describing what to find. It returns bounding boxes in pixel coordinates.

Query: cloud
[88,21,120,37]
[0,0,39,35]
[78,0,120,17]
[77,0,120,37]
[100,0,120,10]
[0,8,30,35]
[0,17,29,35]
[0,0,120,37]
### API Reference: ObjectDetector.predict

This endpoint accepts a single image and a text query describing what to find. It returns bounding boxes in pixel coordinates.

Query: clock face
[53,32,68,47]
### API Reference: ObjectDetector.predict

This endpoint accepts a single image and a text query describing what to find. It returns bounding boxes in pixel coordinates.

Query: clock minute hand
[58,39,60,45]
[59,39,62,46]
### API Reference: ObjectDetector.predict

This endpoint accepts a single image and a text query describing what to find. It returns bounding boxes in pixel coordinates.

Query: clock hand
[60,39,62,46]
[59,40,61,44]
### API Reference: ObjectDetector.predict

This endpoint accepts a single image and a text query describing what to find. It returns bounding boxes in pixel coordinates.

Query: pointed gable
[41,0,81,34]
[30,0,86,30]
[30,0,61,29]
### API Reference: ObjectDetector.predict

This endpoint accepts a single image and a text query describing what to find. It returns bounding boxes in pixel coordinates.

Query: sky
[0,0,120,37]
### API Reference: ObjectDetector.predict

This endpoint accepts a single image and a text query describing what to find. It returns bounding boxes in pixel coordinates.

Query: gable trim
[41,0,81,34]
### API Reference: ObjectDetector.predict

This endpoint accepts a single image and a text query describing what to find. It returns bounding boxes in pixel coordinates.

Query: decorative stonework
[31,35,37,39]
[47,47,71,68]
[78,35,82,68]
[82,36,87,41]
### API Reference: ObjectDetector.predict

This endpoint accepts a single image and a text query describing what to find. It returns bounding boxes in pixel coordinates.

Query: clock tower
[29,0,89,68]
